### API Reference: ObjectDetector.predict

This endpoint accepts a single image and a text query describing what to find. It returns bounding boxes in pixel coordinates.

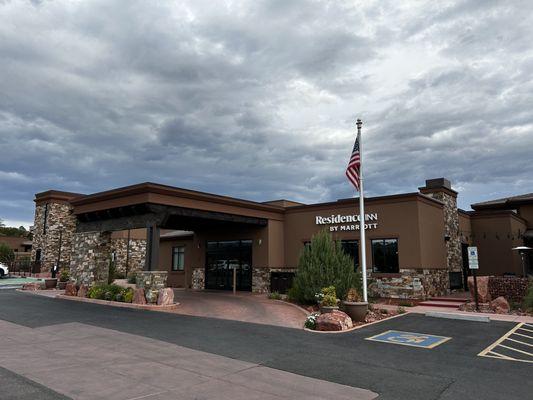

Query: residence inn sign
[315,213,379,232]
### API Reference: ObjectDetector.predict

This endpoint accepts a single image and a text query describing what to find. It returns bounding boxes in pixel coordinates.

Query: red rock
[77,284,88,298]
[157,288,174,306]
[132,288,147,305]
[64,282,78,296]
[490,296,510,314]
[468,276,491,303]
[316,310,353,331]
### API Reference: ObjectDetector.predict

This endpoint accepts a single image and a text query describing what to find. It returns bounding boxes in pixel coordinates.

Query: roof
[160,230,194,239]
[471,193,533,210]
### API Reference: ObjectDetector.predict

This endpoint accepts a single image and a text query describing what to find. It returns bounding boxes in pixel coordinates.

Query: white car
[0,263,8,278]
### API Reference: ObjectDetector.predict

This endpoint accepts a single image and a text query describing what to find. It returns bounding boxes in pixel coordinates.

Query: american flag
[345,134,361,191]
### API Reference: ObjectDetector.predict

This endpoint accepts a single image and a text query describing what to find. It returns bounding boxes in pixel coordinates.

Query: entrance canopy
[69,183,285,272]
[71,182,284,233]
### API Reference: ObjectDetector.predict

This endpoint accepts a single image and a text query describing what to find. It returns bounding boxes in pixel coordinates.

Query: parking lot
[479,322,533,363]
[0,289,531,400]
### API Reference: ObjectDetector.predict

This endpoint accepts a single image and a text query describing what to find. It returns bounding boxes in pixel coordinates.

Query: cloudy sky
[1,0,533,227]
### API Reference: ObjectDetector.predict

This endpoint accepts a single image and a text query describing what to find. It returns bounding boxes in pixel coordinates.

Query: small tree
[0,243,14,264]
[290,229,362,303]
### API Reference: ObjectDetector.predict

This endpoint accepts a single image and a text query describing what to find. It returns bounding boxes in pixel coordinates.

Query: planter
[44,278,58,290]
[319,305,339,314]
[342,301,368,322]
[58,281,68,290]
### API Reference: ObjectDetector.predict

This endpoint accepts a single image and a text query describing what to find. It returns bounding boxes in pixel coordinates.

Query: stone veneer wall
[252,267,297,293]
[70,231,112,285]
[423,191,462,273]
[31,202,77,273]
[192,267,205,290]
[110,238,146,277]
[368,268,450,300]
[487,276,529,303]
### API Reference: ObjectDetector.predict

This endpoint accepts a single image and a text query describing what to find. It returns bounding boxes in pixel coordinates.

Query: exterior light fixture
[512,246,532,277]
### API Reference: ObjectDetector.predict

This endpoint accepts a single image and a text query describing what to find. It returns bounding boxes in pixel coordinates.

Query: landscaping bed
[56,293,179,311]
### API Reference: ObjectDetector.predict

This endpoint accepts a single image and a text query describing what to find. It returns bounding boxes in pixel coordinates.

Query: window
[372,239,399,273]
[340,240,359,271]
[43,203,49,234]
[172,246,185,271]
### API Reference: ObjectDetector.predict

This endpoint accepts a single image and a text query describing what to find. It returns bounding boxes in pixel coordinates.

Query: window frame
[371,238,399,274]
[171,246,185,272]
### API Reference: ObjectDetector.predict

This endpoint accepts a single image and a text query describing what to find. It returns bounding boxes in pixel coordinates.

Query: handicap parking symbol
[366,330,451,349]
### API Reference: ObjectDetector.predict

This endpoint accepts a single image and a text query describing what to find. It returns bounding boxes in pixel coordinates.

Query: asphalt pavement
[0,289,531,400]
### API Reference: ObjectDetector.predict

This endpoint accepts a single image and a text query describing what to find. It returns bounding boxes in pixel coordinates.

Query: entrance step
[418,300,464,309]
[428,297,468,303]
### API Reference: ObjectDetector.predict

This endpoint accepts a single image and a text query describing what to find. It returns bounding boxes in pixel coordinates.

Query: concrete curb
[425,311,491,322]
[304,312,408,334]
[55,293,180,311]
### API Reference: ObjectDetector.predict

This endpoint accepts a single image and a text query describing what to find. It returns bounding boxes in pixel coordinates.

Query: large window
[172,246,185,271]
[340,240,359,271]
[372,239,399,273]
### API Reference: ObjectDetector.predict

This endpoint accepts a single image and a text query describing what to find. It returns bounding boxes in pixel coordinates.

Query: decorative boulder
[157,288,174,306]
[468,276,491,303]
[145,289,159,304]
[64,282,78,296]
[490,296,510,314]
[22,282,43,291]
[316,310,353,331]
[77,284,88,298]
[132,288,147,305]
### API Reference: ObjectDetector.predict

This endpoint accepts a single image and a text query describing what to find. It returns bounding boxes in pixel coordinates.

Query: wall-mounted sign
[315,213,379,232]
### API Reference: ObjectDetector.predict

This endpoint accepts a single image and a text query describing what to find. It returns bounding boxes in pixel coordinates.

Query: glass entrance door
[205,240,252,291]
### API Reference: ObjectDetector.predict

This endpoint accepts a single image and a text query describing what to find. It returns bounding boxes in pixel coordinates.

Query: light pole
[512,246,532,277]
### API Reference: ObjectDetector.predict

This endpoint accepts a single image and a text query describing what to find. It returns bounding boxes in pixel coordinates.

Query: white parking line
[517,326,533,334]
[478,323,533,364]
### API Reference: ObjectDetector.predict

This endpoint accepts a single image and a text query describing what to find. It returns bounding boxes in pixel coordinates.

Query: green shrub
[523,283,533,312]
[304,313,319,329]
[290,229,361,303]
[397,306,406,314]
[319,286,338,307]
[115,271,126,280]
[123,288,134,303]
[59,269,70,282]
[268,291,282,300]
[127,273,137,285]
[88,283,123,301]
[88,285,105,299]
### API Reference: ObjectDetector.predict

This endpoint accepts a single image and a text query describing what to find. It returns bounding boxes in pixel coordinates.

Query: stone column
[70,231,112,285]
[419,178,462,273]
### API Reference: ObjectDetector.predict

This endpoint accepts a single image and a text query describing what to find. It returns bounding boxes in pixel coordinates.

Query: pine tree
[290,229,361,303]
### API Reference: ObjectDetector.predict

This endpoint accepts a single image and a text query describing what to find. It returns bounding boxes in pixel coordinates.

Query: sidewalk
[0,319,378,400]
[375,303,533,323]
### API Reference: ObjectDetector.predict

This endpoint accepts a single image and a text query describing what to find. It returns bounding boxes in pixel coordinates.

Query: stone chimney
[419,178,462,273]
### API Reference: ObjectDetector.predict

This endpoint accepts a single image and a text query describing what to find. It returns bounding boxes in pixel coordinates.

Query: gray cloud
[0,0,532,226]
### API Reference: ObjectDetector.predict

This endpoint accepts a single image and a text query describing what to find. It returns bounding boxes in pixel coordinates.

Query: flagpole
[357,119,368,302]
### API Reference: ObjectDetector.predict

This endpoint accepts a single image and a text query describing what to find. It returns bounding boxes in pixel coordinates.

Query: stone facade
[369,268,450,300]
[468,276,529,303]
[423,191,462,273]
[110,238,146,277]
[31,202,77,273]
[252,267,297,293]
[70,231,112,286]
[192,267,205,290]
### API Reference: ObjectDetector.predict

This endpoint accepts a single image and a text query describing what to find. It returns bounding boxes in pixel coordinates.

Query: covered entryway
[205,240,252,291]
[68,183,285,290]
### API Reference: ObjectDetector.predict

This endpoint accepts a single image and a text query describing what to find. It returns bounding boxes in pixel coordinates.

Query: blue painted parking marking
[366,330,451,349]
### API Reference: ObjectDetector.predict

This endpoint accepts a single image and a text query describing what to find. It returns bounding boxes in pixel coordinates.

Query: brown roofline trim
[469,210,528,224]
[472,198,533,210]
[34,190,85,204]
[69,182,286,213]
[285,192,443,213]
[419,186,458,198]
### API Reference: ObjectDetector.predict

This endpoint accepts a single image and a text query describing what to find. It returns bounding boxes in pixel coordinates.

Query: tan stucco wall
[282,196,445,271]
[159,238,193,288]
[471,213,526,276]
